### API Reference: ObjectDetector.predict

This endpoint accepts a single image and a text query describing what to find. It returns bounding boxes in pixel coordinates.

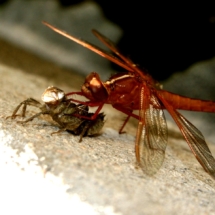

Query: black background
[1,0,214,81]
[58,1,215,81]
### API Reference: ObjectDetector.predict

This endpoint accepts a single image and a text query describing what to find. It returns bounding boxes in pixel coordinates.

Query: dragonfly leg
[118,115,131,134]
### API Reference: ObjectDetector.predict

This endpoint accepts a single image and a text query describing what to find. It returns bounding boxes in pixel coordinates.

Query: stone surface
[1,44,215,215]
[1,1,215,214]
[0,0,122,79]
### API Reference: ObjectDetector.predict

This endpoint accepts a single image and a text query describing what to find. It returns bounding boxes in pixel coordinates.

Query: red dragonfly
[43,21,215,177]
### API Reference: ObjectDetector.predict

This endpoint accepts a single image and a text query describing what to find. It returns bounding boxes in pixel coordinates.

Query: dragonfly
[43,21,215,177]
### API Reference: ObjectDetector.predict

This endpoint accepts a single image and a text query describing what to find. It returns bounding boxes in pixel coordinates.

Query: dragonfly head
[81,72,108,102]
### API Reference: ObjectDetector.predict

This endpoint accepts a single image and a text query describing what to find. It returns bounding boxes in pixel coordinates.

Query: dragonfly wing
[43,22,153,81]
[92,29,135,66]
[42,21,133,72]
[92,29,152,79]
[159,95,215,177]
[136,86,168,175]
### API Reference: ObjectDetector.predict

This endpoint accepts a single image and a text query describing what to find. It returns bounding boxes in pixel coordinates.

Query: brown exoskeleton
[8,86,105,142]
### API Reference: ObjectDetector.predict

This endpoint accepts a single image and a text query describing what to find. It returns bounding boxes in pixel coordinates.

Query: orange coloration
[43,21,215,177]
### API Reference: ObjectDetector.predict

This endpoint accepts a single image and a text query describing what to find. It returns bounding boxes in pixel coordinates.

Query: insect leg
[51,127,67,135]
[7,98,42,119]
[118,114,131,134]
[17,111,45,124]
[112,105,139,120]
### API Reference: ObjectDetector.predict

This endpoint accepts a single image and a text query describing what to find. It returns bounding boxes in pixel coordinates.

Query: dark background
[0,0,214,81]
[58,1,215,81]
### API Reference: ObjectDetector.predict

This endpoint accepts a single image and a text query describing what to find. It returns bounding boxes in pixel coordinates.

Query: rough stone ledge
[1,62,215,215]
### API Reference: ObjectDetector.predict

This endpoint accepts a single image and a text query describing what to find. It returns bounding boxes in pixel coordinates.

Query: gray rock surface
[1,1,215,214]
[0,0,121,79]
[1,49,215,215]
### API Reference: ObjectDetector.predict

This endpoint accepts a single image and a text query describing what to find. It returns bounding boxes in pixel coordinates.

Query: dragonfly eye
[82,72,108,101]
[89,76,103,93]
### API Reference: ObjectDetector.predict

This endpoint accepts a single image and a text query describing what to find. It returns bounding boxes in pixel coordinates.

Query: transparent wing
[159,95,215,177]
[136,86,168,175]
[92,30,136,68]
[42,21,133,72]
[42,21,155,82]
[92,29,153,80]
